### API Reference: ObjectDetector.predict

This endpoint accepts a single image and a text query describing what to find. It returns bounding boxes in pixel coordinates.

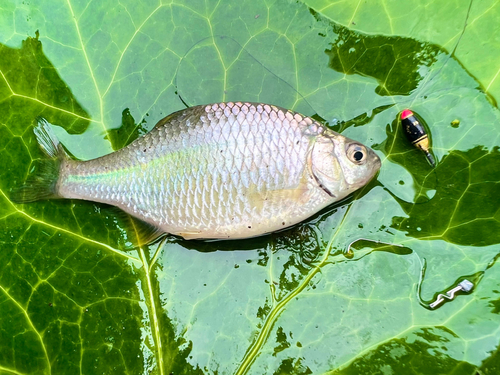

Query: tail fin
[11,118,68,203]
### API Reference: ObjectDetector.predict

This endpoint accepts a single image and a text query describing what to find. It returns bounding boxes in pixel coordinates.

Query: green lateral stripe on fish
[11,102,381,241]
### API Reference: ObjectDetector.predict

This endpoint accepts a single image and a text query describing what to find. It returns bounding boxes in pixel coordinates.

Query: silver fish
[13,102,381,240]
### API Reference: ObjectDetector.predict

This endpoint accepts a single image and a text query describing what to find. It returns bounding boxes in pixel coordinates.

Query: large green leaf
[302,0,500,106]
[1,0,500,374]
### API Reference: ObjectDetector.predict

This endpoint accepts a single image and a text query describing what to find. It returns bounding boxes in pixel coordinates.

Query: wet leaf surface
[1,0,500,374]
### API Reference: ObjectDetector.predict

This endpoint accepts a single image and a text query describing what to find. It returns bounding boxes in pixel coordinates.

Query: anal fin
[112,208,166,247]
[130,220,165,247]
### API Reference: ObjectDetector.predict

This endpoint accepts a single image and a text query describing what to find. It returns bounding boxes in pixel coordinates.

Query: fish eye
[346,143,367,164]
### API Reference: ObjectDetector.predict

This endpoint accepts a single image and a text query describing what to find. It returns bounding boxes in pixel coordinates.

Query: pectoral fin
[178,231,205,240]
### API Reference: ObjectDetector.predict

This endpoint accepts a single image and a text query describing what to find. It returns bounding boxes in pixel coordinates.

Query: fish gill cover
[0,0,500,374]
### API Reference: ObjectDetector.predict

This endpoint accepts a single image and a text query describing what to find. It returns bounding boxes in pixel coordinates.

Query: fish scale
[13,102,381,240]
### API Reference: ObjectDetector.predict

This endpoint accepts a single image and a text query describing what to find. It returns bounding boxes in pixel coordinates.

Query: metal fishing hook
[429,279,474,309]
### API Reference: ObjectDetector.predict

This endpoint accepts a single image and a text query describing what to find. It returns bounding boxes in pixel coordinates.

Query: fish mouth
[372,152,382,172]
[368,152,382,183]
[366,146,382,171]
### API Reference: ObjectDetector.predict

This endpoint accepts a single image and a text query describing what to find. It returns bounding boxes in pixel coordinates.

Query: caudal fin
[11,118,68,203]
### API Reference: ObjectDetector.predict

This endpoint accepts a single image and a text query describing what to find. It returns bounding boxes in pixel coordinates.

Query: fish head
[310,131,381,200]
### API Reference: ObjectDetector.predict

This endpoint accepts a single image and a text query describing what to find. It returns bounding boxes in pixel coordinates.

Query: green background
[1,0,500,374]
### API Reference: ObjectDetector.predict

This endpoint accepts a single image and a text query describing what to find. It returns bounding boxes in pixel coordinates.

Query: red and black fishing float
[400,109,435,167]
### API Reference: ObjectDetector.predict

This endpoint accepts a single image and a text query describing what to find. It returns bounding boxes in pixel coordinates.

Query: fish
[12,102,381,241]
